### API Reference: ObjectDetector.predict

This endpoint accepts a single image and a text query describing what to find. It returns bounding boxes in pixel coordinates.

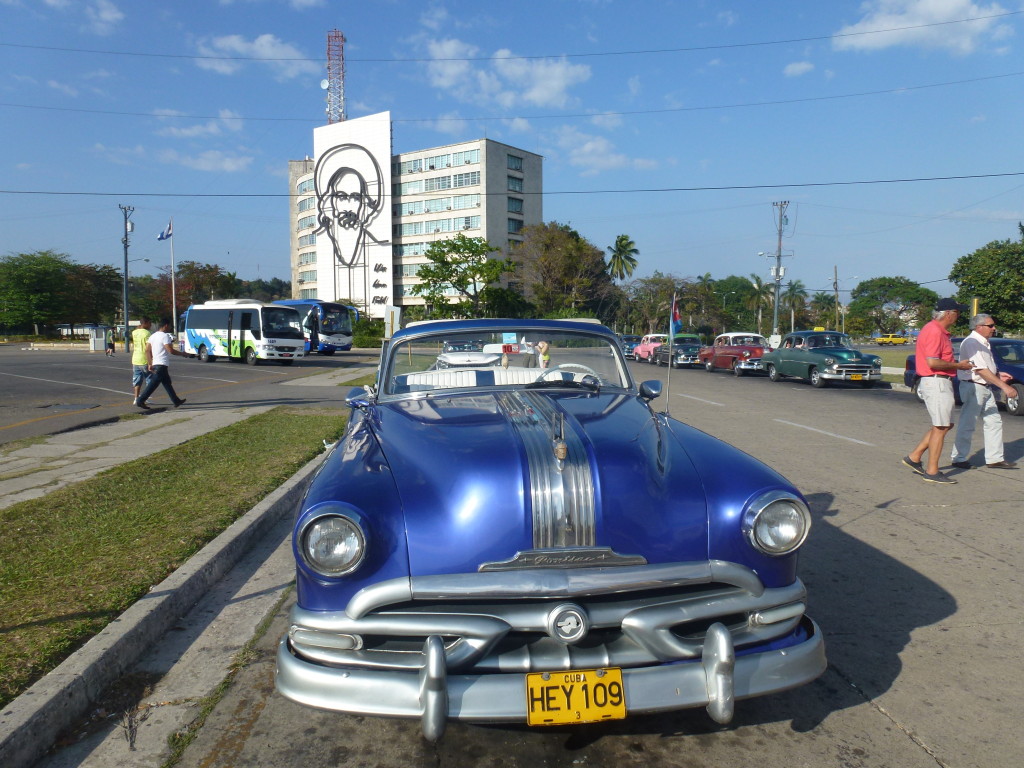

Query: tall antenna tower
[325,29,346,124]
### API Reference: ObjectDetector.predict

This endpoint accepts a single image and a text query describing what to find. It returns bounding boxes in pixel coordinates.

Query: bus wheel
[245,347,258,366]
[280,359,294,366]
[198,345,215,363]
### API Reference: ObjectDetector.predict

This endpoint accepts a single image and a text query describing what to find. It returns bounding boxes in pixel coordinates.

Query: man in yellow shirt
[131,317,153,404]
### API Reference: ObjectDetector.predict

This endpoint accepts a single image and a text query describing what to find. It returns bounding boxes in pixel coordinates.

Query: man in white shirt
[134,318,187,409]
[950,313,1018,469]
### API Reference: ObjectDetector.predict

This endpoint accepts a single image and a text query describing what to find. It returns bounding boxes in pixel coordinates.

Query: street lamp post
[119,205,134,352]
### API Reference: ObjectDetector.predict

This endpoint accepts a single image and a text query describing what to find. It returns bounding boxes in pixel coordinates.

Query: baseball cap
[935,297,968,312]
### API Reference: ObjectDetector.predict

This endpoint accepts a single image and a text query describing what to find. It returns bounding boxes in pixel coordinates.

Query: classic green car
[762,330,882,388]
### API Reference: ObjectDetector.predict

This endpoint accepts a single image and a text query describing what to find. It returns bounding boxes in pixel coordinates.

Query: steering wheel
[535,363,600,382]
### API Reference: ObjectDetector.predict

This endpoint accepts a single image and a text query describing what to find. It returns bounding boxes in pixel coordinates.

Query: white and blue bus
[272,299,358,355]
[182,299,305,366]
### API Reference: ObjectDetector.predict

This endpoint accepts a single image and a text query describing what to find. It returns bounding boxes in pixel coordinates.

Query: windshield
[320,307,352,334]
[383,328,630,396]
[805,333,852,349]
[262,307,303,339]
[993,340,1024,363]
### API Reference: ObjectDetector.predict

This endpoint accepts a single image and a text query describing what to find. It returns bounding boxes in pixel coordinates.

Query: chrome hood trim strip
[497,391,596,549]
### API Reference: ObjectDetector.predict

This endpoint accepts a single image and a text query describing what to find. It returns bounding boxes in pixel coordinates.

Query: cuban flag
[157,220,173,241]
[670,294,682,335]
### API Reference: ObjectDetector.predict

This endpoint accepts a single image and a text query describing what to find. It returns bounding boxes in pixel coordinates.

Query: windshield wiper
[524,378,601,393]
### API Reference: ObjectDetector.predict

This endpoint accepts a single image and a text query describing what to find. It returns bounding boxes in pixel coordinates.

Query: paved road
[0,345,378,446]
[37,360,1024,767]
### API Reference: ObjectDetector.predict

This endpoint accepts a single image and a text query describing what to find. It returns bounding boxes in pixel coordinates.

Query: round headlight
[743,491,811,556]
[823,356,835,365]
[300,514,366,576]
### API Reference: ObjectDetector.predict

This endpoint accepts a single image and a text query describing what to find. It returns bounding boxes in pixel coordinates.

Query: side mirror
[345,386,372,409]
[639,380,662,401]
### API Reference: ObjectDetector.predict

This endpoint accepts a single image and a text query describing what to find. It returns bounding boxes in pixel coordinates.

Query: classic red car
[699,332,771,376]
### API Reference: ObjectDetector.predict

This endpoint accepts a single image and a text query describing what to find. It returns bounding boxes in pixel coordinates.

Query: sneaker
[901,456,925,475]
[950,461,971,469]
[922,471,956,484]
[986,460,1017,469]
[173,398,187,408]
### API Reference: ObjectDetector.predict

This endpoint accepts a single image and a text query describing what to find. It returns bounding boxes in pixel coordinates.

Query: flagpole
[665,292,674,415]
[169,218,177,337]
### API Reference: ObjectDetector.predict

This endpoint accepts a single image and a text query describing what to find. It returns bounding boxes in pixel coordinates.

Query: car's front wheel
[197,345,214,363]
[1007,382,1024,416]
[809,367,827,388]
[733,361,744,377]
[705,358,715,372]
[767,364,780,382]
[245,347,258,366]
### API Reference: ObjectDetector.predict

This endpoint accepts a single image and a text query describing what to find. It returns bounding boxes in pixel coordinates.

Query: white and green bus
[182,299,306,365]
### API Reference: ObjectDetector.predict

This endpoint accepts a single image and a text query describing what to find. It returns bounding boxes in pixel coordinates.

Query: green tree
[410,233,512,318]
[846,276,939,335]
[605,234,639,281]
[626,272,684,334]
[517,222,617,319]
[809,291,837,328]
[782,279,809,332]
[948,227,1024,331]
[745,273,774,335]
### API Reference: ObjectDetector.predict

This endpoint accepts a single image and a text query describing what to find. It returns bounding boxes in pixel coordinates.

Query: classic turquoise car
[762,330,882,388]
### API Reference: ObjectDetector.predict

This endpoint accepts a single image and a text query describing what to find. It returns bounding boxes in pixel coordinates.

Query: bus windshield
[262,307,304,339]
[320,305,353,334]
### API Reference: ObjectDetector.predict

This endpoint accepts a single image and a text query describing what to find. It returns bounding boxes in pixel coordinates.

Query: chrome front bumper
[735,358,765,371]
[276,617,824,740]
[820,369,882,381]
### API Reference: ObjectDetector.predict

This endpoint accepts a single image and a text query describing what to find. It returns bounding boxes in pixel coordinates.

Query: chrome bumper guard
[735,359,764,370]
[275,560,825,740]
[820,369,882,381]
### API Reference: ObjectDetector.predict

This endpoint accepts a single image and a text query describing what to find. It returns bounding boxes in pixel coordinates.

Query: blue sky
[2,0,1022,300]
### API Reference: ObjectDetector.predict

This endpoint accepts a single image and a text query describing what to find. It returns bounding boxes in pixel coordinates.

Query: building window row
[298,251,317,265]
[507,197,523,213]
[399,263,423,277]
[297,214,317,231]
[507,154,523,171]
[297,196,316,212]
[298,270,318,282]
[395,215,481,237]
[299,288,318,299]
[398,171,480,195]
[394,149,480,176]
[298,233,317,248]
[296,179,315,195]
[508,218,524,234]
[394,241,429,257]
[507,176,523,192]
[395,194,481,216]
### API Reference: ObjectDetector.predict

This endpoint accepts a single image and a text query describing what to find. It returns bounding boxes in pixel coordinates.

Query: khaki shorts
[920,375,954,427]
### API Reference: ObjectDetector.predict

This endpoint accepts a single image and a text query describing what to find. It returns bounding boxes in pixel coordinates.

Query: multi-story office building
[288,111,542,318]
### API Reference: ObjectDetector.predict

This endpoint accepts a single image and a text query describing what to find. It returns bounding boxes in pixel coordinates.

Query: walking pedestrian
[135,318,187,409]
[902,298,974,484]
[104,327,115,356]
[130,317,153,404]
[950,313,1018,470]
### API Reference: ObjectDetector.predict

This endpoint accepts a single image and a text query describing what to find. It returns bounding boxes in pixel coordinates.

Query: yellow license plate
[850,374,864,381]
[525,668,626,726]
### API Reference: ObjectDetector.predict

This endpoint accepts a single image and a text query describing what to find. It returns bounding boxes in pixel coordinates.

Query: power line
[0,11,1018,63]
[3,170,1023,199]
[2,70,1021,125]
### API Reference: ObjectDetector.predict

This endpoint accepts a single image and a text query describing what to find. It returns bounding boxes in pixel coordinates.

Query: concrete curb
[0,451,328,768]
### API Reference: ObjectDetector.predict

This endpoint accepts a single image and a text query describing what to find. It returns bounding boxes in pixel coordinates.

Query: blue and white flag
[157,221,173,241]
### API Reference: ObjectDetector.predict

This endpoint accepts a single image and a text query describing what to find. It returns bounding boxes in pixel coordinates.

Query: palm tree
[782,280,809,332]
[746,273,774,335]
[810,292,837,328]
[605,235,639,281]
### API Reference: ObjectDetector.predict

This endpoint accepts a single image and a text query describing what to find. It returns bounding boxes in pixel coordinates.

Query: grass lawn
[0,405,351,710]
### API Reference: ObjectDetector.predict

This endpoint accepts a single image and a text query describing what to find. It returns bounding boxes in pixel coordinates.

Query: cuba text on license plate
[525,668,626,726]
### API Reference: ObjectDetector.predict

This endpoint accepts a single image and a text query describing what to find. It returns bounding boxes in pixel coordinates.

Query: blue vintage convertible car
[276,318,825,739]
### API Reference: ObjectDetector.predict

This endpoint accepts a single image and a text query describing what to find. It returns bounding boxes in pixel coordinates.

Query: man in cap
[902,298,974,483]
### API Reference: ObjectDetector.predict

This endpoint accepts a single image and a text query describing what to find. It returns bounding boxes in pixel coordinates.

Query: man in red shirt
[903,298,974,483]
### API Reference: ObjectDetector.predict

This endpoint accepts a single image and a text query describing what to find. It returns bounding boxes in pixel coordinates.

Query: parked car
[905,337,1024,415]
[276,318,825,740]
[619,334,642,359]
[436,340,502,369]
[762,330,882,388]
[653,339,702,368]
[699,332,771,376]
[632,333,667,362]
[874,333,909,346]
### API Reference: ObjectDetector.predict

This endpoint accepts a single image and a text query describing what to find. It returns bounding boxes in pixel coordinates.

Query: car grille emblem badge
[547,603,589,644]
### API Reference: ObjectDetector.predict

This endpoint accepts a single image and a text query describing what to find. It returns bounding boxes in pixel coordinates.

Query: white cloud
[832,0,1012,54]
[553,126,654,176]
[784,61,815,76]
[91,142,146,165]
[156,109,244,138]
[195,34,320,80]
[590,112,624,129]
[157,148,254,172]
[421,5,449,31]
[424,38,591,110]
[627,75,641,97]
[82,0,123,36]
[422,112,471,136]
[47,79,78,97]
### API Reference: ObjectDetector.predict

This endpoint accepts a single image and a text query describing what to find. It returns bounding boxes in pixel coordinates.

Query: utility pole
[769,201,789,340]
[833,265,840,331]
[120,204,134,352]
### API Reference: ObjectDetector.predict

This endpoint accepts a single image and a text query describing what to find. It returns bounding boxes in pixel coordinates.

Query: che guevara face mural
[314,143,384,267]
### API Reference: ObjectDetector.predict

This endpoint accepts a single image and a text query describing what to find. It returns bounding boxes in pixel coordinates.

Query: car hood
[373,391,710,576]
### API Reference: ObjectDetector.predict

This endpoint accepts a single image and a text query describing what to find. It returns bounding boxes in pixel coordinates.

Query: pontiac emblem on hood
[547,603,588,644]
